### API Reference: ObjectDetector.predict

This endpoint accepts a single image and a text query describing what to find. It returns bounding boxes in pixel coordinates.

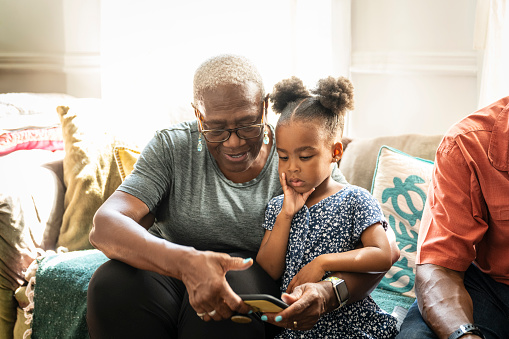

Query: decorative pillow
[340,134,441,191]
[0,92,72,156]
[56,101,129,251]
[55,98,193,251]
[113,146,141,181]
[0,127,63,156]
[55,99,165,251]
[371,146,434,298]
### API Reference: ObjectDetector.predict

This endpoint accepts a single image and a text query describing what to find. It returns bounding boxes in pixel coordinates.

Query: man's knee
[88,260,130,303]
[87,260,181,338]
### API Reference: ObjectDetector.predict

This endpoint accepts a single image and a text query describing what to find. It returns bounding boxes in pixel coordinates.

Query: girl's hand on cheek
[280,172,314,217]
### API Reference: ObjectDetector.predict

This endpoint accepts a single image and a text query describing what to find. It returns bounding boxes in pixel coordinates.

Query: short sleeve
[352,189,387,240]
[262,195,284,231]
[119,131,173,211]
[417,143,486,270]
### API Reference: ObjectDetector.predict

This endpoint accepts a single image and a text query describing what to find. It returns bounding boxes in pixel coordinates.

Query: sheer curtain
[475,0,509,108]
[100,0,351,125]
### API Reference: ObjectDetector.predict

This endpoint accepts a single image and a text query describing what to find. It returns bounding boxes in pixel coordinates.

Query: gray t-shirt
[119,120,347,253]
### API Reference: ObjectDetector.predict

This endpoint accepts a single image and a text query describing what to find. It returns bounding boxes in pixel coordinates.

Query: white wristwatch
[323,276,349,310]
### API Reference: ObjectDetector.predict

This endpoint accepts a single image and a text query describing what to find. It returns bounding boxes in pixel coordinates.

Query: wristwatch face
[335,279,349,304]
[324,277,349,308]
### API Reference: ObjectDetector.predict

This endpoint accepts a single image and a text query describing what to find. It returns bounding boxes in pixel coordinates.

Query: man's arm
[416,264,481,339]
[90,191,253,320]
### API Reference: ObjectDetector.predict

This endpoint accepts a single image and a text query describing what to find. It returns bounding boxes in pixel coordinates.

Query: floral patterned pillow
[371,146,434,298]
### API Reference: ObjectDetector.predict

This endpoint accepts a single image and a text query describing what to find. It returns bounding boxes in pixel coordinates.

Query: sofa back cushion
[339,134,442,191]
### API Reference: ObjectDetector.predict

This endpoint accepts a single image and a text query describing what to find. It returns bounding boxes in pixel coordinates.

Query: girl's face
[275,119,340,194]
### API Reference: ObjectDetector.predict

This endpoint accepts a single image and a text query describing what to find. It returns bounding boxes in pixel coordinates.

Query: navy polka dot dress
[262,185,398,338]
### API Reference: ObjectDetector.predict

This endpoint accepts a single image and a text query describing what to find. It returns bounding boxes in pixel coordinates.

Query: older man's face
[196,81,268,182]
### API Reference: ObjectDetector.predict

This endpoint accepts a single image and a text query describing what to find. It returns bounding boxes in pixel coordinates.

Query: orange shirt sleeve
[417,139,489,272]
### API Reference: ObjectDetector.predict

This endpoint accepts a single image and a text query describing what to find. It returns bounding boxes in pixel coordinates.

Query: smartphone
[239,294,289,313]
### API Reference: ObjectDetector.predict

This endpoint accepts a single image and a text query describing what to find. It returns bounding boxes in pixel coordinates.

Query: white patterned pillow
[371,146,434,298]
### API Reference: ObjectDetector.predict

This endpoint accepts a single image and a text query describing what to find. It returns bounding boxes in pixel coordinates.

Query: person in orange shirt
[397,96,509,339]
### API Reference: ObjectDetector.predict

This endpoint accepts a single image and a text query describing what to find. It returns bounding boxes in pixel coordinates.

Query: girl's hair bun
[312,76,354,115]
[269,76,310,114]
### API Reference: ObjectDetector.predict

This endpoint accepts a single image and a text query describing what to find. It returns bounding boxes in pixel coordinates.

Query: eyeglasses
[192,104,266,143]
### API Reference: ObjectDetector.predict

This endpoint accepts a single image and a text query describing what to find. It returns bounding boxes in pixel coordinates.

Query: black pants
[397,263,509,339]
[87,252,282,339]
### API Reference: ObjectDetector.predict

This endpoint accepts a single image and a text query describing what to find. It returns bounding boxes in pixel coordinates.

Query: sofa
[0,93,444,338]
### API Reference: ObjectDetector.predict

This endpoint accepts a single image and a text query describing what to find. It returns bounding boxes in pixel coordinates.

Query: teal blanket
[33,250,108,339]
[32,250,414,338]
[371,288,415,313]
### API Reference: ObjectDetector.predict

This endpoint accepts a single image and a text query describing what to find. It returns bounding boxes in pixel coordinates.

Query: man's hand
[261,282,331,331]
[181,251,253,321]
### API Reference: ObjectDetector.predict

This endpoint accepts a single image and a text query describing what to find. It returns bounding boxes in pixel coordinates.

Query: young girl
[256,76,398,338]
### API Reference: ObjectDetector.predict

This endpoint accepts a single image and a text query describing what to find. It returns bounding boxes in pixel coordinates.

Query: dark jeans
[87,252,282,339]
[397,263,509,339]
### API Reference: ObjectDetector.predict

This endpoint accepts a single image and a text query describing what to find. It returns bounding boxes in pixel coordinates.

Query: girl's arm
[257,172,314,280]
[286,222,392,292]
[256,213,293,280]
[319,222,393,273]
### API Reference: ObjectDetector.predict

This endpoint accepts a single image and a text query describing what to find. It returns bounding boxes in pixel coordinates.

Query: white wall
[0,0,101,98]
[348,0,479,138]
[0,0,481,138]
[99,0,339,126]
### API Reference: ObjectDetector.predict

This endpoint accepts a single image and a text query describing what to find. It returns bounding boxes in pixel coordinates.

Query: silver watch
[323,276,349,309]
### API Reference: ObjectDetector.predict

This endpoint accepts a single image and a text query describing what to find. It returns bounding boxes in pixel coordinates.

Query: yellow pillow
[114,146,141,181]
[56,99,184,251]
[56,102,132,251]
